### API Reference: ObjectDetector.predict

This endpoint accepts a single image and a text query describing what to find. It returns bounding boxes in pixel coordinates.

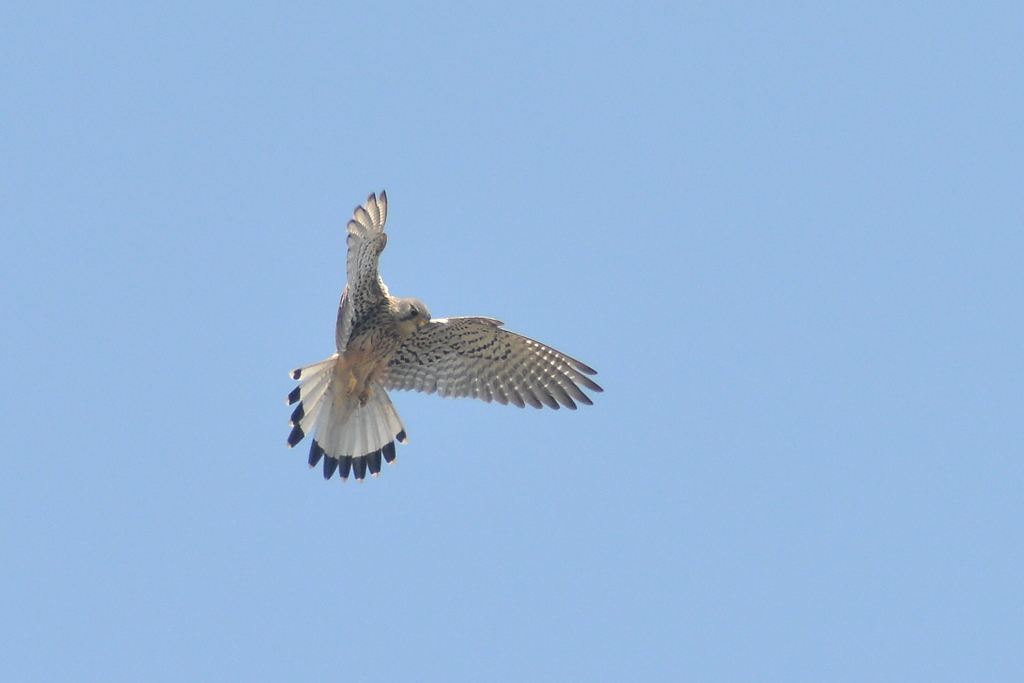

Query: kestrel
[287,191,602,481]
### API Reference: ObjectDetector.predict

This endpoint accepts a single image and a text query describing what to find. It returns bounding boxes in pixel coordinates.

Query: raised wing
[382,317,602,409]
[336,191,388,353]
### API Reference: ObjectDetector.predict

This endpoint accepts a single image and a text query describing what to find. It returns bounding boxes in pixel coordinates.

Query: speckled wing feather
[382,317,602,409]
[335,191,389,353]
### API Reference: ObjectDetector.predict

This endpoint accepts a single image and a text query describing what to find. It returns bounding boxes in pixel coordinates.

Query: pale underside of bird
[286,191,602,482]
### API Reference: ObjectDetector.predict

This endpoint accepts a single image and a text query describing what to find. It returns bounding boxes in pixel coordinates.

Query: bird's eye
[410,307,418,317]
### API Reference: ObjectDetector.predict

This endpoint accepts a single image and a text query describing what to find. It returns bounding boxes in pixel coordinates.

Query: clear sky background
[2,2,1021,681]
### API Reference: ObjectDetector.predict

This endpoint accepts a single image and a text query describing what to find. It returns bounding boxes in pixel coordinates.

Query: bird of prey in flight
[287,191,602,482]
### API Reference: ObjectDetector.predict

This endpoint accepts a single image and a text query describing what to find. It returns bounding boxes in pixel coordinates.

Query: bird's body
[287,191,601,481]
[337,297,420,402]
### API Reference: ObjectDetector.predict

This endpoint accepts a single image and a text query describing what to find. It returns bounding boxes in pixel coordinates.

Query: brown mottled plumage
[287,191,601,482]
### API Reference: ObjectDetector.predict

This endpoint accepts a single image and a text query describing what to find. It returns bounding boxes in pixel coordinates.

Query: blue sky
[1,2,1021,681]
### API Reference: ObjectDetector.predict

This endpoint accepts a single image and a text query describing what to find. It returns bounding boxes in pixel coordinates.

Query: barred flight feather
[288,192,600,484]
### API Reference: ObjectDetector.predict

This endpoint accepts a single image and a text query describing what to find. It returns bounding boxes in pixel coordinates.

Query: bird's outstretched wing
[336,191,388,353]
[382,317,602,409]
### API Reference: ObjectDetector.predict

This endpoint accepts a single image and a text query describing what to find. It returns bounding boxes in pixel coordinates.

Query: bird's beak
[416,318,427,326]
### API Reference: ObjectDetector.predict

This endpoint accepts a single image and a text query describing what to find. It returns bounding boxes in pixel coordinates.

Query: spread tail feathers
[287,356,407,482]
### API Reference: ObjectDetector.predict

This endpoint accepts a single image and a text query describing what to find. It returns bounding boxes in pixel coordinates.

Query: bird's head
[395,297,432,334]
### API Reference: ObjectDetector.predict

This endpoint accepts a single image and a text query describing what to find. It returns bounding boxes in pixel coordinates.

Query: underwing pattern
[287,191,601,482]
